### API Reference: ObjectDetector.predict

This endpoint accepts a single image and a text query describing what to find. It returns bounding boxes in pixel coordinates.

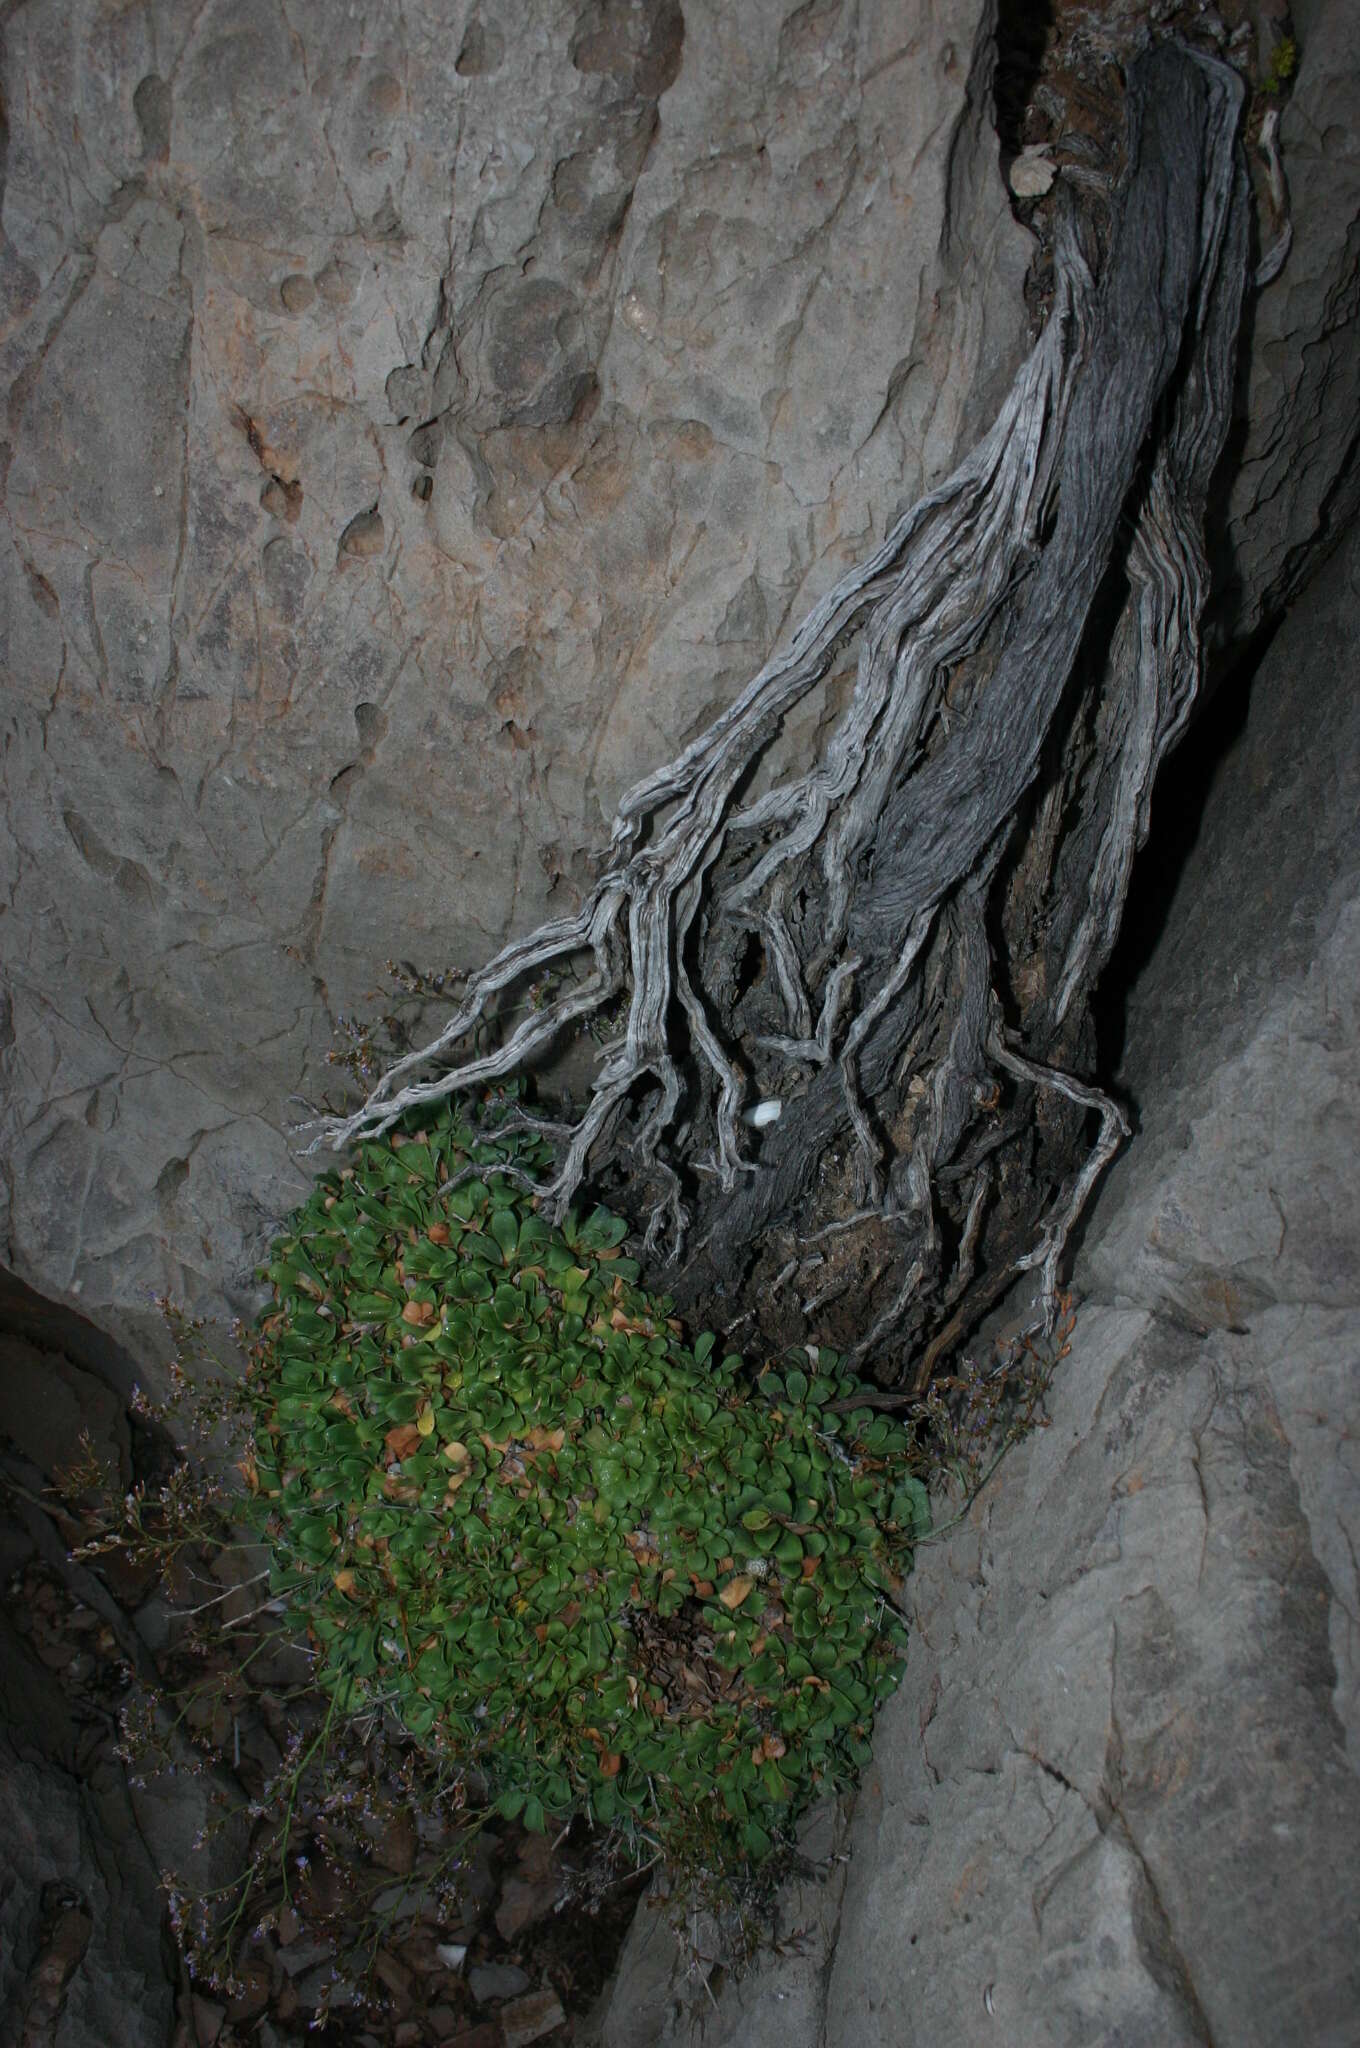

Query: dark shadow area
[993,0,1056,164]
[0,1262,143,1398]
[1092,613,1278,1079]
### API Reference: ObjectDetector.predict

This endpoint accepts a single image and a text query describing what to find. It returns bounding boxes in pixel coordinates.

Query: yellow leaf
[718,1575,754,1611]
[333,1568,358,1596]
[416,1403,435,1437]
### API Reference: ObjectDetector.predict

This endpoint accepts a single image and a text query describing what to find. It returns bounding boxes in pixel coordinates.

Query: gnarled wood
[310,42,1249,1381]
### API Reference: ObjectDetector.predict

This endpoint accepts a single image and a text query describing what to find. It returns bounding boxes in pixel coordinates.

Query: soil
[4,1540,649,2048]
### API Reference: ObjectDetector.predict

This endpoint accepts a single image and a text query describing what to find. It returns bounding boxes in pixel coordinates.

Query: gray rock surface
[0,0,1030,1367]
[587,468,1360,2047]
[1218,0,1360,639]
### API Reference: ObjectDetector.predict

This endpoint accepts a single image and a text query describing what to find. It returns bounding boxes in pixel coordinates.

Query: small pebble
[468,1961,530,2002]
[500,1986,567,2048]
[1009,146,1056,198]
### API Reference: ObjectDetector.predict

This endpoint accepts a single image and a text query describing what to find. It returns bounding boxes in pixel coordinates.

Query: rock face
[1,4,1357,2038]
[0,0,1030,1368]
[1217,0,1360,640]
[587,476,1360,2048]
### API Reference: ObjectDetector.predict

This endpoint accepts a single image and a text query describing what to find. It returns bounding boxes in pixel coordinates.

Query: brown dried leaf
[718,1575,754,1611]
[401,1299,436,1327]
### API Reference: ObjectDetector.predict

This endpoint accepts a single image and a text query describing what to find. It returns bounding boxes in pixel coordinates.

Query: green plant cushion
[247,1100,930,1863]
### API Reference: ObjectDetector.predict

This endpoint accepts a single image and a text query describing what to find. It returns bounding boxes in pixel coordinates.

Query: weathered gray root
[308,41,1249,1376]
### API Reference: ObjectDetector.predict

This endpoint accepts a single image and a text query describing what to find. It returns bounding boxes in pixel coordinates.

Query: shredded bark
[308,41,1249,1381]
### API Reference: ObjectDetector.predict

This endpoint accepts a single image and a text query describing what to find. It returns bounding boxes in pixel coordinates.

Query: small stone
[224,1958,270,2021]
[372,1809,417,1873]
[1008,146,1056,198]
[494,1873,558,1940]
[435,1942,467,1970]
[292,1965,356,2012]
[279,273,315,313]
[468,1961,530,2002]
[373,1948,414,2001]
[276,1936,334,1980]
[426,2011,460,2042]
[191,1995,225,2047]
[500,1987,566,2047]
[339,509,385,559]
